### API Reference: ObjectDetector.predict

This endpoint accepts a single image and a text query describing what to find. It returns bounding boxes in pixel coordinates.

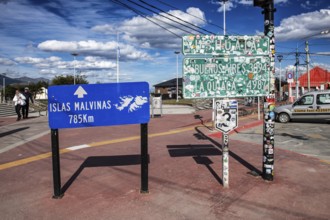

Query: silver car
[274,90,330,123]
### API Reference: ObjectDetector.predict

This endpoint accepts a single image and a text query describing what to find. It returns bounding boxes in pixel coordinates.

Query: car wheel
[278,113,290,123]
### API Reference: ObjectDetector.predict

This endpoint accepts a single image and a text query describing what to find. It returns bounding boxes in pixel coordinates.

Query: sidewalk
[0,111,49,153]
[0,110,329,220]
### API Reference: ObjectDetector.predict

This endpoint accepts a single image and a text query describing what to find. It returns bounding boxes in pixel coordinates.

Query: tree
[51,75,89,85]
[4,81,49,100]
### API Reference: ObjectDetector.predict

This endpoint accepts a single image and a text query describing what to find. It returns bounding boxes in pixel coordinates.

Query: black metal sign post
[140,123,149,193]
[254,0,276,181]
[51,129,63,199]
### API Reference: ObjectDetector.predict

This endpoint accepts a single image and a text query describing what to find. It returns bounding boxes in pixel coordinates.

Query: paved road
[0,111,329,220]
[230,121,330,161]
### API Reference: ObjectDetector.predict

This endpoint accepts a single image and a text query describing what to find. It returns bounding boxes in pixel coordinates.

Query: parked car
[274,90,330,123]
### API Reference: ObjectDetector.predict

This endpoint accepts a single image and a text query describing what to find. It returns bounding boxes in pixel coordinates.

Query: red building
[295,66,330,90]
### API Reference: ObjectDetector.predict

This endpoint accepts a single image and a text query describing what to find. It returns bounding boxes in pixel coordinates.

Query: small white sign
[215,100,238,133]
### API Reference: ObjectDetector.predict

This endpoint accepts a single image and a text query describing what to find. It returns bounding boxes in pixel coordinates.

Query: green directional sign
[182,35,269,56]
[183,57,270,99]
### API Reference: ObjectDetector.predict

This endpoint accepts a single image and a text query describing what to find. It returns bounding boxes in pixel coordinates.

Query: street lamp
[174,51,180,102]
[277,54,283,101]
[305,29,329,92]
[71,53,79,85]
[1,73,5,103]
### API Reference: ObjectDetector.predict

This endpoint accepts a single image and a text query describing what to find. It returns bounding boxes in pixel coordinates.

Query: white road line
[67,144,90,151]
[0,130,50,154]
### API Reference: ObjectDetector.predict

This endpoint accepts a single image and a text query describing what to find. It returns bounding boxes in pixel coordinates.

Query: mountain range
[0,74,49,87]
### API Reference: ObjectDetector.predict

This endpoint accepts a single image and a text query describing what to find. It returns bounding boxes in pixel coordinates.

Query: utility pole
[2,73,5,103]
[305,41,310,92]
[254,0,276,181]
[175,51,180,102]
[117,32,120,83]
[277,55,283,101]
[295,47,299,100]
[71,53,79,85]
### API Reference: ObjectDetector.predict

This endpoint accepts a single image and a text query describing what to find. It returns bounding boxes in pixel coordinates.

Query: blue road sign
[48,82,150,129]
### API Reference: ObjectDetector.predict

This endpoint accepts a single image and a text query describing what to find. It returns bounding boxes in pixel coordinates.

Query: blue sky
[0,0,329,86]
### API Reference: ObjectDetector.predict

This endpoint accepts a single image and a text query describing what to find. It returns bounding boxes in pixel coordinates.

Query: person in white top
[13,89,26,121]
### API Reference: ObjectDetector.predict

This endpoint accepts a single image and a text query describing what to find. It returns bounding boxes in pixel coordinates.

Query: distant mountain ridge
[16,76,50,84]
[0,74,50,87]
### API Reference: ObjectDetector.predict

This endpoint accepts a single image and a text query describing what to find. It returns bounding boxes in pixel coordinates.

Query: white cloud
[218,1,236,12]
[213,0,288,12]
[275,9,330,41]
[15,56,117,73]
[92,7,206,49]
[37,40,151,61]
[0,57,15,65]
[311,62,330,70]
[301,0,320,9]
[238,0,253,5]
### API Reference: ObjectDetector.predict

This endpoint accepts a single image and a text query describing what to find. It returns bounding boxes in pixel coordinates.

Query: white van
[274,90,330,123]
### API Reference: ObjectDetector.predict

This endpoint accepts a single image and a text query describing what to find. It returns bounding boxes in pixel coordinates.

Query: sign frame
[48,82,150,129]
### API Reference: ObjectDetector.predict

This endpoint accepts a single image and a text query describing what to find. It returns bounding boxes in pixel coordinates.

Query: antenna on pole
[222,0,228,35]
[116,32,120,83]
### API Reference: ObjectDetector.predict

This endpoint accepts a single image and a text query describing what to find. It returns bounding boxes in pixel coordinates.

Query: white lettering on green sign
[183,57,270,98]
[182,35,270,56]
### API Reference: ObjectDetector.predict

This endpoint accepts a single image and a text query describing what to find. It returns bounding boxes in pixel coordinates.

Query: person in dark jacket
[22,87,34,119]
[13,89,26,121]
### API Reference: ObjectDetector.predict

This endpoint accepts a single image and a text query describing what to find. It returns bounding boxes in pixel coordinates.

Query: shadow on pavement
[194,126,262,176]
[193,156,223,185]
[167,144,223,185]
[167,144,221,157]
[279,133,309,140]
[61,155,141,193]
[0,126,29,138]
[194,114,213,130]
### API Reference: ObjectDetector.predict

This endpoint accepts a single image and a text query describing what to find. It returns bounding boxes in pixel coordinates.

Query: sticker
[268,149,274,154]
[266,169,272,174]
[264,164,273,169]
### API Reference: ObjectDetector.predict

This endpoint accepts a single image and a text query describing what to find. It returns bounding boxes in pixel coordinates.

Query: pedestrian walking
[22,87,34,119]
[13,89,26,121]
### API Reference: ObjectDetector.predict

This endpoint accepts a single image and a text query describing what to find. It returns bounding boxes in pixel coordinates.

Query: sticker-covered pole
[256,0,276,181]
[51,129,63,198]
[140,123,149,193]
[222,133,229,188]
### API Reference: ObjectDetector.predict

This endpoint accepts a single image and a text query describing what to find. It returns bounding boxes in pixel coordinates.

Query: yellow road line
[0,125,198,171]
[320,159,330,165]
[0,149,71,171]
[8,116,327,171]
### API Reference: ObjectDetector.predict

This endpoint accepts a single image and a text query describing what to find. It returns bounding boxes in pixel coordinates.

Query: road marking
[0,149,71,171]
[0,116,272,171]
[306,133,327,140]
[67,144,90,151]
[0,130,50,154]
[320,160,330,165]
[0,125,199,171]
[278,140,303,147]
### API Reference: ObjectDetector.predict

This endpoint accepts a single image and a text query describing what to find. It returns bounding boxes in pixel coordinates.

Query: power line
[126,0,209,35]
[110,0,183,38]
[139,0,215,35]
[152,0,242,35]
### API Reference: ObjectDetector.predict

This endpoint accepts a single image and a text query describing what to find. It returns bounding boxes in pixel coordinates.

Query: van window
[317,93,330,105]
[297,95,314,105]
